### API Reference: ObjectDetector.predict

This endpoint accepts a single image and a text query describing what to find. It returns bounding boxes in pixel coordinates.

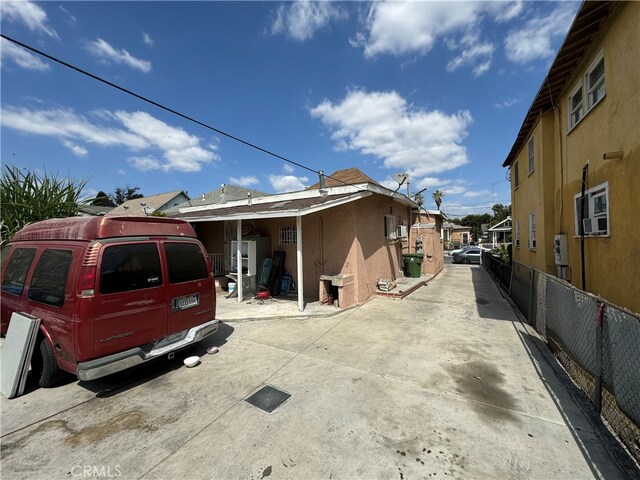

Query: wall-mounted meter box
[554,234,568,265]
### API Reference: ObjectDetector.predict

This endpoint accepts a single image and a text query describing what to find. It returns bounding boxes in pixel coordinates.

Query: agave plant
[0,165,91,247]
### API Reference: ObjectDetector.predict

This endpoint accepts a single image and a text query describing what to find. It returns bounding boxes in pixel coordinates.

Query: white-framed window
[515,219,520,248]
[528,138,534,174]
[528,211,536,250]
[568,82,584,130]
[574,181,609,236]
[586,52,605,111]
[279,226,297,245]
[513,160,519,189]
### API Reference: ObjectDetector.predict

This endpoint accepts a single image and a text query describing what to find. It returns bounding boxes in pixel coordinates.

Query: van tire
[33,338,61,388]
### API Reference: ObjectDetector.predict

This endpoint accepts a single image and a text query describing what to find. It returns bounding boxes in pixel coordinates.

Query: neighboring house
[443,223,472,249]
[487,217,513,246]
[163,184,268,216]
[172,168,443,310]
[502,1,639,313]
[108,190,190,216]
[78,205,114,216]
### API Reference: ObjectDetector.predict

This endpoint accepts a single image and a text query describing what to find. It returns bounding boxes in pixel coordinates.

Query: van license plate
[172,293,200,312]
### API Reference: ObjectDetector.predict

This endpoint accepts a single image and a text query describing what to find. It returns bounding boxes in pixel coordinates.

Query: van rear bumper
[77,319,220,382]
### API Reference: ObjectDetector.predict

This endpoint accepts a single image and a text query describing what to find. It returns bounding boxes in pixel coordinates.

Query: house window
[528,212,536,250]
[574,182,609,236]
[515,219,520,248]
[528,139,534,174]
[586,53,605,110]
[513,160,519,189]
[279,226,297,245]
[568,83,583,129]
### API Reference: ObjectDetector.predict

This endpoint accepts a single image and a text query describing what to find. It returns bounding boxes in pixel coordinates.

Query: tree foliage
[432,189,444,210]
[491,203,511,223]
[91,190,115,207]
[110,185,143,205]
[1,166,91,246]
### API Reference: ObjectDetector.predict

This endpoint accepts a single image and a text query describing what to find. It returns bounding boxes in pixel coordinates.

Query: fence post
[594,301,604,412]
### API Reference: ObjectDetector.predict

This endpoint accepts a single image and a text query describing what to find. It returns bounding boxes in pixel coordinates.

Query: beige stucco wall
[511,2,640,313]
[410,211,444,275]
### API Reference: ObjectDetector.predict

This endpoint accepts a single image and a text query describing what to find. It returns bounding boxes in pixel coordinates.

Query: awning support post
[296,215,304,312]
[237,219,243,303]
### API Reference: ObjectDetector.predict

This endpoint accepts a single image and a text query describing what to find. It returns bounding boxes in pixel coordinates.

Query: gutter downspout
[580,162,589,291]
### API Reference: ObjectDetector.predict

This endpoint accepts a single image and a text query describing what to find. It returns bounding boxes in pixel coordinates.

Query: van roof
[11,216,197,243]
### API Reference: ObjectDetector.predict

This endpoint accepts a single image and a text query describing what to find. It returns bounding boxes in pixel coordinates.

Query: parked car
[450,245,473,256]
[452,247,489,264]
[0,216,218,386]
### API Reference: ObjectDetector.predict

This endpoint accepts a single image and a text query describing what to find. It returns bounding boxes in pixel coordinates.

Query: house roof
[307,167,381,189]
[108,190,188,216]
[502,1,613,168]
[173,179,417,222]
[79,205,114,216]
[163,185,267,215]
[443,222,471,230]
[488,216,512,232]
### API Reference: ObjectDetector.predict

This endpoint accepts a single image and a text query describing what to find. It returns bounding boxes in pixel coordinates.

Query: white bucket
[228,282,236,293]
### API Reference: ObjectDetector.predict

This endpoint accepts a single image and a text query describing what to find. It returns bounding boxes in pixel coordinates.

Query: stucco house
[443,222,473,249]
[108,190,190,217]
[172,168,444,311]
[502,1,639,313]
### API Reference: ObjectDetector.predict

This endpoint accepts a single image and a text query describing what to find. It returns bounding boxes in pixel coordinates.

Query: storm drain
[245,385,291,413]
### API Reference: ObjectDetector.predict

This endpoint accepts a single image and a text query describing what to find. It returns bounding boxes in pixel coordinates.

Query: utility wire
[1,34,359,189]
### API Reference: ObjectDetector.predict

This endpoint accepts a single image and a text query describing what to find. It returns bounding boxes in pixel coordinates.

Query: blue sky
[1,1,580,217]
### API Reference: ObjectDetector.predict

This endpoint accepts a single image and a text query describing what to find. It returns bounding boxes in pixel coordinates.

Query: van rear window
[100,244,162,294]
[28,249,73,307]
[164,243,208,284]
[2,248,36,296]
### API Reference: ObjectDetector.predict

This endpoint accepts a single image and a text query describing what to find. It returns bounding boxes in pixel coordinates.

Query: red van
[0,216,218,386]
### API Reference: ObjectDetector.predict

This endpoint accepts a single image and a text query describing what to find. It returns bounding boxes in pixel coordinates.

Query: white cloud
[0,0,57,38]
[463,189,491,198]
[59,6,77,25]
[504,4,576,64]
[494,1,524,23]
[271,0,346,41]
[354,1,488,58]
[283,163,295,174]
[0,105,219,173]
[128,156,162,171]
[268,175,309,193]
[1,39,50,71]
[494,98,519,109]
[61,139,88,157]
[142,32,154,46]
[114,111,219,172]
[117,169,127,175]
[229,176,259,187]
[310,90,472,176]
[87,38,152,73]
[446,34,494,76]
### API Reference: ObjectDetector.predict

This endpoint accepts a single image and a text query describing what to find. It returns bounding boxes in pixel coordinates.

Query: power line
[1,34,358,190]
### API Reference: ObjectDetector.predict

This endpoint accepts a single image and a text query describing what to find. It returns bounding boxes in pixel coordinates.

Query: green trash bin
[402,253,424,278]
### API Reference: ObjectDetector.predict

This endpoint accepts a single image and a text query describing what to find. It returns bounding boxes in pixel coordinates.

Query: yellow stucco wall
[511,2,640,313]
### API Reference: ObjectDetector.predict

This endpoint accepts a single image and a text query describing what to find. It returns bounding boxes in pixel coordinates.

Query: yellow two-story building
[503,1,640,314]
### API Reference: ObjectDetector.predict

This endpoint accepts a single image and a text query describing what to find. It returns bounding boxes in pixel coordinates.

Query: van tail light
[78,242,100,297]
[78,267,97,297]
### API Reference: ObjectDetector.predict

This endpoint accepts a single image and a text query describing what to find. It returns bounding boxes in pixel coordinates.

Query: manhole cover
[245,385,291,413]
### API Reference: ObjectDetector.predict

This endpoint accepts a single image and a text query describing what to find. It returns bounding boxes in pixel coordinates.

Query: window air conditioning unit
[396,225,408,239]
[583,217,607,235]
[385,215,397,239]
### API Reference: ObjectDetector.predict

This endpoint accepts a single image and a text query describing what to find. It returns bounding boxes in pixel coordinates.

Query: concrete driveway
[1,264,632,479]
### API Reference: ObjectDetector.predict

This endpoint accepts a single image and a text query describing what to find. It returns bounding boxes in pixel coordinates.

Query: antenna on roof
[392,172,409,195]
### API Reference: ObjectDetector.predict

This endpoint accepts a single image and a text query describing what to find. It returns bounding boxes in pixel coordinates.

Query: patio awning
[174,191,372,222]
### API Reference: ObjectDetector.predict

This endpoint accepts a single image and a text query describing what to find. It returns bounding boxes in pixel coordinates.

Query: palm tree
[432,189,444,210]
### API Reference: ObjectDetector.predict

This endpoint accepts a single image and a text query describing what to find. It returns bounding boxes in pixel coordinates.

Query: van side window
[100,244,162,294]
[164,243,208,284]
[2,248,36,296]
[28,249,73,307]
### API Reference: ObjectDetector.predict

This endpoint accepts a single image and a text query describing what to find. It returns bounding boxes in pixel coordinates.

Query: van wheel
[32,338,60,388]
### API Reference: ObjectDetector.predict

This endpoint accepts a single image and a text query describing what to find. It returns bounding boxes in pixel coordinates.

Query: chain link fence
[484,260,640,462]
